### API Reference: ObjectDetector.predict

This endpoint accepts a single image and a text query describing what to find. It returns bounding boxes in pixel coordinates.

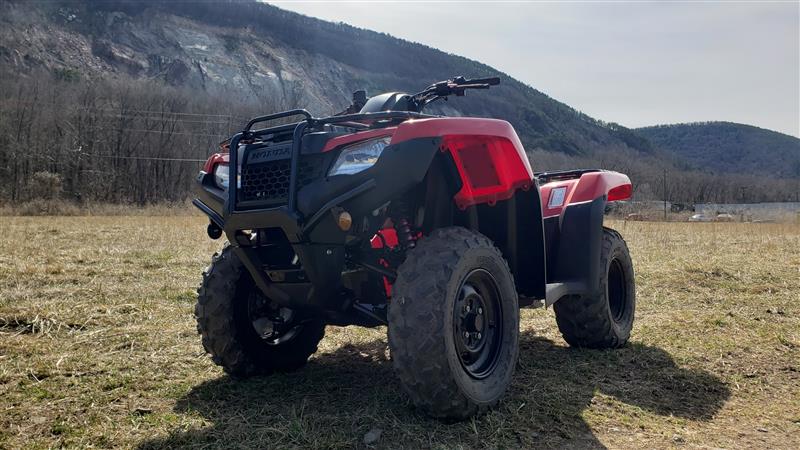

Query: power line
[86,154,207,162]
[0,109,232,126]
[82,125,228,139]
[0,99,234,118]
[69,112,230,126]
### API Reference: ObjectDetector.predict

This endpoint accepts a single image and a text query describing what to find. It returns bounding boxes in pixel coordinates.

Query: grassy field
[0,216,798,449]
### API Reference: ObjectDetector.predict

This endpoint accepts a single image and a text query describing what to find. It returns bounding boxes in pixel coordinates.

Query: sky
[268,1,800,137]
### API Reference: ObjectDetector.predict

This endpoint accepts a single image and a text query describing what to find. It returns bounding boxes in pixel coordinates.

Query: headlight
[213,163,229,190]
[328,136,391,176]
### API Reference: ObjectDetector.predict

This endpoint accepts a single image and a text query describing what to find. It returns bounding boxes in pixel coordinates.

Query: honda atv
[193,76,636,420]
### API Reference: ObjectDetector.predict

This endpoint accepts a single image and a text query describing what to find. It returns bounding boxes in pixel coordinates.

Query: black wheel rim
[608,258,627,322]
[453,269,503,379]
[247,291,303,346]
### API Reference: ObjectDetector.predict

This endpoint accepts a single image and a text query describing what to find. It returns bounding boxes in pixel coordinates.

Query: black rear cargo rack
[535,169,602,184]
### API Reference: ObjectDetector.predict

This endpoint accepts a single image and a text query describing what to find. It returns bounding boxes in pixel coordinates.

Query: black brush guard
[197,109,436,311]
[226,109,433,218]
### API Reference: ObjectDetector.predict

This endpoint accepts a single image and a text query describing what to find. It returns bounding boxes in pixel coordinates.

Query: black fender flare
[418,158,548,301]
[297,137,442,227]
[546,196,607,301]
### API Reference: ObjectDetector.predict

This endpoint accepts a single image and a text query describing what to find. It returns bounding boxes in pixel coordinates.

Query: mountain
[637,122,800,178]
[0,0,652,158]
[1,0,797,206]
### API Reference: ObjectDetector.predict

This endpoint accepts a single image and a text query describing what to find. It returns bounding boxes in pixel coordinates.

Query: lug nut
[464,331,469,339]
[477,307,483,315]
[477,333,482,339]
[465,305,471,312]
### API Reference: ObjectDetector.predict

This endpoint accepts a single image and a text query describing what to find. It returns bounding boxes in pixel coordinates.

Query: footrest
[545,282,588,306]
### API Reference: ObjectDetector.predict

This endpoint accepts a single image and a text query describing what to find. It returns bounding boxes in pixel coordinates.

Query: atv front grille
[239,155,328,206]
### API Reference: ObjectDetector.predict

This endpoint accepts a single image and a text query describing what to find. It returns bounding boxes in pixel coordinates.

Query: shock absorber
[391,199,417,250]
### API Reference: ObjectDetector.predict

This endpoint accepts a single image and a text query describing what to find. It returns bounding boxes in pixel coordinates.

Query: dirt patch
[0,316,87,335]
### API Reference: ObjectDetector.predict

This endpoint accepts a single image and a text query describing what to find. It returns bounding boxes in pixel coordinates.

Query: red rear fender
[539,171,632,219]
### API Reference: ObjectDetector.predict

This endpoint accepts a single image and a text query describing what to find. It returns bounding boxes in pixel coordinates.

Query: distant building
[626,201,672,212]
[694,202,800,221]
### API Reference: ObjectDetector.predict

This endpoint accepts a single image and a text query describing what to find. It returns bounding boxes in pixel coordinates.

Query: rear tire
[553,227,635,348]
[196,245,325,377]
[388,227,519,420]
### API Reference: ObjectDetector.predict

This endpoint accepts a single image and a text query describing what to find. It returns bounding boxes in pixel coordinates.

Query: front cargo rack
[225,109,438,217]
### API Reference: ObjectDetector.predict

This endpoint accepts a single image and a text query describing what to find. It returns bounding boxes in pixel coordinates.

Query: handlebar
[412,76,501,110]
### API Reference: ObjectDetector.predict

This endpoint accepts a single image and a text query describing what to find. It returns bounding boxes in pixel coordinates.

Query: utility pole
[663,168,667,221]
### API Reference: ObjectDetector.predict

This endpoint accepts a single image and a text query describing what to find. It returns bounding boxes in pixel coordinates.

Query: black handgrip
[244,109,313,131]
[465,76,500,86]
[456,84,491,90]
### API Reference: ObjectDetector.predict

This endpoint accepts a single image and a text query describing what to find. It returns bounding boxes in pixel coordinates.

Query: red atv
[193,77,635,420]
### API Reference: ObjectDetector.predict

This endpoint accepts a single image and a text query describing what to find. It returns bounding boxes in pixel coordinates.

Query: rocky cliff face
[0,0,653,158]
[1,2,349,114]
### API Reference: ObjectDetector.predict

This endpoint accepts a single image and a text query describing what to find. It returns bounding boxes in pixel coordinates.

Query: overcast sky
[269,1,800,137]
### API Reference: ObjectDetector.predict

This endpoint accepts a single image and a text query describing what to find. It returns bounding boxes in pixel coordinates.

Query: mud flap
[546,196,606,306]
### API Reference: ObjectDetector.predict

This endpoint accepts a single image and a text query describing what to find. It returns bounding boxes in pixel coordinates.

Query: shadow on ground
[138,332,729,449]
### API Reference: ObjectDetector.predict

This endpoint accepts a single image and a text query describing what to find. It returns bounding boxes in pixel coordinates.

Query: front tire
[553,227,635,348]
[195,245,326,377]
[388,227,519,420]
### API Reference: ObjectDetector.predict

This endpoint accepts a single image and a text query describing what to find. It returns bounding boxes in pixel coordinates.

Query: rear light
[608,183,632,202]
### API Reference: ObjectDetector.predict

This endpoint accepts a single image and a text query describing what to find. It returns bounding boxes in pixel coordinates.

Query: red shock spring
[395,217,416,249]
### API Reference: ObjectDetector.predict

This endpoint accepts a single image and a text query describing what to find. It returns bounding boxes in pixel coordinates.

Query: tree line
[530,148,800,204]
[0,71,797,209]
[0,71,285,205]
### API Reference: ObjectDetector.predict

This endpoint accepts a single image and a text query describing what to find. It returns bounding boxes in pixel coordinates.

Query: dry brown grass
[1,217,798,449]
[0,201,196,217]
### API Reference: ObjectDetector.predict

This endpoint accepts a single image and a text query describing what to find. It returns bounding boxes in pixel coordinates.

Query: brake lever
[434,81,454,95]
[414,76,499,108]
[449,83,491,97]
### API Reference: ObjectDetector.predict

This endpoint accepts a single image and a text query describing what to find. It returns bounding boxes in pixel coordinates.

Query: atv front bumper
[193,124,440,311]
[193,173,364,311]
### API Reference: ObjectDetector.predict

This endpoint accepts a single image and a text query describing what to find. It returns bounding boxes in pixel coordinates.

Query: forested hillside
[0,0,797,207]
[0,0,646,156]
[638,122,800,178]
